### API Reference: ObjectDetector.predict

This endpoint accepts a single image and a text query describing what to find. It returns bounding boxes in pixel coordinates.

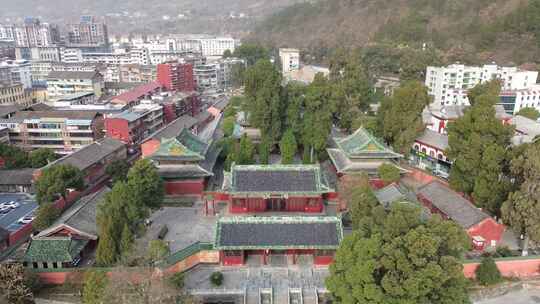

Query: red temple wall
[164,180,205,195]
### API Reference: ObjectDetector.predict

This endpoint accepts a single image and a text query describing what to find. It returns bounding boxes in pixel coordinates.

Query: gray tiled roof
[374,183,407,209]
[0,169,35,185]
[215,216,342,250]
[0,104,22,118]
[229,165,330,194]
[45,138,125,172]
[38,187,110,239]
[13,111,99,120]
[149,115,198,141]
[417,181,489,229]
[415,129,448,151]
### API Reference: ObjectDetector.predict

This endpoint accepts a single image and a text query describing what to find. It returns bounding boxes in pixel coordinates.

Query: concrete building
[61,48,84,63]
[15,46,61,62]
[66,16,109,48]
[0,59,32,88]
[0,24,15,41]
[499,84,540,114]
[0,110,104,154]
[198,37,235,57]
[157,61,195,92]
[279,48,300,75]
[426,64,539,106]
[0,82,33,106]
[46,71,104,99]
[105,101,164,146]
[119,64,156,83]
[194,58,244,91]
[11,18,61,48]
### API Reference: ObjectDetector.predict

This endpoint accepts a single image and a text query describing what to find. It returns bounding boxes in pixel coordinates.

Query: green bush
[168,272,185,290]
[495,246,513,257]
[475,257,502,286]
[210,271,224,287]
[377,163,400,184]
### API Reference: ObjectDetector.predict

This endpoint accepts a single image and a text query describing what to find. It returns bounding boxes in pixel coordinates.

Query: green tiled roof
[334,127,403,159]
[177,128,209,155]
[151,137,204,161]
[24,237,88,263]
[215,216,343,250]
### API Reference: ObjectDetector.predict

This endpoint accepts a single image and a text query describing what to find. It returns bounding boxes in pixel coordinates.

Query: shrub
[495,246,513,257]
[210,271,224,287]
[168,272,185,290]
[377,163,400,184]
[475,257,502,286]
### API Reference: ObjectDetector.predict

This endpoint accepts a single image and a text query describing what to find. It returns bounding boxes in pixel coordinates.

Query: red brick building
[215,216,342,266]
[157,62,195,92]
[222,164,334,214]
[416,181,505,251]
[104,104,164,147]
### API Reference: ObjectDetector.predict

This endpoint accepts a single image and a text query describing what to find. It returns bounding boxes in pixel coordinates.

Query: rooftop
[148,115,198,141]
[0,169,35,186]
[374,183,407,209]
[226,164,332,195]
[415,129,449,151]
[215,216,342,250]
[13,110,99,121]
[47,71,100,80]
[417,181,490,229]
[333,127,403,159]
[110,81,162,105]
[44,138,125,172]
[37,187,111,240]
[24,236,88,263]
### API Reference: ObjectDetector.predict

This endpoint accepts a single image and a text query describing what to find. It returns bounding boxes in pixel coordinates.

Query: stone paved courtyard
[184,264,329,304]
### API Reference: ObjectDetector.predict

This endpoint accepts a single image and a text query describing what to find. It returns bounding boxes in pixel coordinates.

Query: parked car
[18,216,34,224]
[0,206,11,214]
[3,201,20,209]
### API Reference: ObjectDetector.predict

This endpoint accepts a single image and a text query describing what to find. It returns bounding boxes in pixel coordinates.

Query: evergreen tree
[447,81,513,214]
[377,163,400,184]
[326,204,471,304]
[105,159,130,185]
[279,129,297,164]
[502,143,540,255]
[475,257,502,286]
[127,159,164,209]
[222,116,236,137]
[237,134,255,165]
[148,240,170,263]
[378,81,431,154]
[32,202,61,231]
[119,223,134,260]
[258,135,271,165]
[83,270,108,304]
[28,148,56,168]
[35,164,84,204]
[95,216,118,266]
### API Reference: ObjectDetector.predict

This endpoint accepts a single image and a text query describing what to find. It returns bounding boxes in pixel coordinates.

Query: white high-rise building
[0,24,14,41]
[0,59,33,89]
[198,37,235,57]
[279,48,300,76]
[425,64,538,106]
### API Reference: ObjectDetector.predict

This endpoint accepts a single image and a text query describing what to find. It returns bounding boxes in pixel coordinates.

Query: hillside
[249,0,540,66]
[0,0,301,35]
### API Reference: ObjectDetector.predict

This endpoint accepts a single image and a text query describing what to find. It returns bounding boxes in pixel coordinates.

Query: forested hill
[248,0,540,66]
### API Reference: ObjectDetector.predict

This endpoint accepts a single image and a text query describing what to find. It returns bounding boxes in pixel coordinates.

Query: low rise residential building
[279,48,300,76]
[0,126,9,143]
[0,110,104,154]
[157,61,195,92]
[0,59,32,88]
[119,64,156,83]
[46,71,104,99]
[109,81,163,106]
[38,138,126,185]
[54,92,96,106]
[105,101,164,146]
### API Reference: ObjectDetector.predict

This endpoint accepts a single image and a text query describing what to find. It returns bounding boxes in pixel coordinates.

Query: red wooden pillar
[263,249,269,265]
[292,250,297,265]
[204,198,208,215]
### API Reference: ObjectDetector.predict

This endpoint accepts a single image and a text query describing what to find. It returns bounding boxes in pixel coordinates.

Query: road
[474,288,540,304]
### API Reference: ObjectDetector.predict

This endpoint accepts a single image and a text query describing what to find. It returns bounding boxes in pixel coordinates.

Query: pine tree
[279,129,297,164]
[237,134,255,165]
[83,270,108,304]
[119,224,134,260]
[95,216,118,266]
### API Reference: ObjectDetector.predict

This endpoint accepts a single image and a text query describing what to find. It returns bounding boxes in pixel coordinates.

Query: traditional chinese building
[23,187,110,269]
[142,122,221,196]
[215,216,342,266]
[222,164,334,214]
[327,127,404,176]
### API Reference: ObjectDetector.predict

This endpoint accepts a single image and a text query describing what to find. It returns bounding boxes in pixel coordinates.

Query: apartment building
[119,64,156,83]
[0,60,32,89]
[0,82,33,106]
[157,61,195,92]
[46,71,104,99]
[66,16,109,48]
[198,37,235,57]
[0,110,104,154]
[425,64,539,106]
[499,85,540,114]
[15,46,61,62]
[11,18,61,48]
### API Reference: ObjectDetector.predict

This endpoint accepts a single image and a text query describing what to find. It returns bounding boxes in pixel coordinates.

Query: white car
[18,216,34,224]
[3,201,20,209]
[0,206,11,214]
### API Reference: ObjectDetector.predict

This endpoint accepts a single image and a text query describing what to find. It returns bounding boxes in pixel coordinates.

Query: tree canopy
[279,129,297,164]
[0,144,56,169]
[378,163,401,184]
[105,159,130,185]
[447,81,513,214]
[232,43,269,66]
[378,81,431,154]
[516,107,540,121]
[32,202,61,231]
[327,204,471,304]
[0,263,34,304]
[83,270,108,304]
[35,164,84,204]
